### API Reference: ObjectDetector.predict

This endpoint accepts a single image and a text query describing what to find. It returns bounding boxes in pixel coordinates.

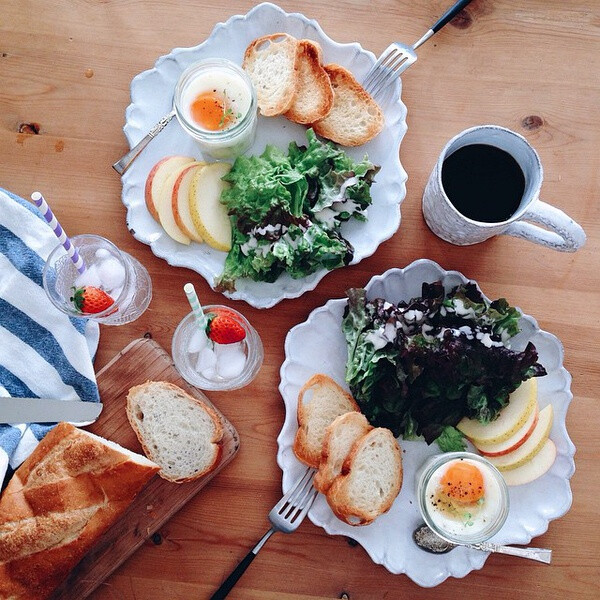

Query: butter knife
[0,398,103,424]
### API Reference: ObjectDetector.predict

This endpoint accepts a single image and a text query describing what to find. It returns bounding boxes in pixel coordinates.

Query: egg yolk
[190,91,233,131]
[439,462,485,504]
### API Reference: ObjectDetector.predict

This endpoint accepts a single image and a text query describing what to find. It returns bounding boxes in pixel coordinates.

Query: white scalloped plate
[119,2,407,308]
[278,259,575,586]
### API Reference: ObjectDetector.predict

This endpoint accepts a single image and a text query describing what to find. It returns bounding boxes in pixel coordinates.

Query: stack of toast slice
[293,374,403,526]
[243,34,384,146]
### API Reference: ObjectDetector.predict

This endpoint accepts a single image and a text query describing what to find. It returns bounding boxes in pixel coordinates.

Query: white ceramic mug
[422,125,586,251]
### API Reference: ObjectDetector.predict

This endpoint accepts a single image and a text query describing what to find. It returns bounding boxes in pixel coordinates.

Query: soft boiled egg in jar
[418,452,509,544]
[174,58,257,159]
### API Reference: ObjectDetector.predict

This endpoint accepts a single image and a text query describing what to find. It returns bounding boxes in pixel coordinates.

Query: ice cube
[196,347,217,378]
[188,328,209,354]
[74,264,102,288]
[96,258,126,291]
[215,343,247,379]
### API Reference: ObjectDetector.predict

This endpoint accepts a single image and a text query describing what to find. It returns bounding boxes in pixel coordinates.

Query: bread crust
[325,428,403,526]
[0,423,159,599]
[243,33,300,116]
[313,411,372,494]
[312,63,384,146]
[285,39,334,124]
[126,381,224,483]
[293,374,359,468]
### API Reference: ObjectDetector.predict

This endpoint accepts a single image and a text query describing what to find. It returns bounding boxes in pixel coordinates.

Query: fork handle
[431,0,473,33]
[210,528,276,600]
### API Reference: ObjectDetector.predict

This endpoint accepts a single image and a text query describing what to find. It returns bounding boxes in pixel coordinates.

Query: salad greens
[342,282,547,451]
[216,129,379,290]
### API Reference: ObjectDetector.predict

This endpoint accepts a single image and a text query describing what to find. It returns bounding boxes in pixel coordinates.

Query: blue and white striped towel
[0,188,100,485]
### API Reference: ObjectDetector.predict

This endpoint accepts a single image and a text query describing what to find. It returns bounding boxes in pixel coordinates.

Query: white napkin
[0,188,100,484]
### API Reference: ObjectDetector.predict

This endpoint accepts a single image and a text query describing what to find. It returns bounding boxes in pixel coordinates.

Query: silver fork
[210,466,317,600]
[363,0,473,99]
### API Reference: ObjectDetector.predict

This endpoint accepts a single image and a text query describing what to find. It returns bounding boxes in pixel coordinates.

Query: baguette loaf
[0,423,159,600]
[284,39,334,124]
[126,381,224,483]
[313,411,373,494]
[326,427,402,526]
[293,374,360,468]
[312,64,384,146]
[243,33,300,116]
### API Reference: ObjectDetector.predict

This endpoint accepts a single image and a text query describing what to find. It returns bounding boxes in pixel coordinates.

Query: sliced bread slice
[243,33,300,116]
[284,39,333,124]
[313,411,372,493]
[126,381,224,483]
[326,427,402,526]
[312,64,384,146]
[293,374,360,468]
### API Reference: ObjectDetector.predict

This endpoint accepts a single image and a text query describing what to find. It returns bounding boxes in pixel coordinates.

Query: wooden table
[1,1,598,598]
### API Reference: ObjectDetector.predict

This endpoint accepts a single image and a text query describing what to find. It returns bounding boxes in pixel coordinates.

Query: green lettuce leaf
[435,426,467,452]
[341,282,547,446]
[217,129,378,290]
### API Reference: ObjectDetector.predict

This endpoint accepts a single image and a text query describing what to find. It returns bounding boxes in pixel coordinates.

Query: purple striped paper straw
[31,192,86,274]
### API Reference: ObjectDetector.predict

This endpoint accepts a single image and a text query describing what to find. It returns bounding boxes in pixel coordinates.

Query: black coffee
[441,144,525,223]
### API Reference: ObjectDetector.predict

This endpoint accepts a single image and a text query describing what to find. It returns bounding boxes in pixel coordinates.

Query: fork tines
[273,467,317,526]
[363,43,417,98]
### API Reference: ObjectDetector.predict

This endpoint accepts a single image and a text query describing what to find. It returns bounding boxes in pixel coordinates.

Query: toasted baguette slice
[312,64,384,146]
[126,381,224,483]
[313,412,372,493]
[243,33,300,116]
[326,428,402,526]
[293,374,360,468]
[284,40,333,124]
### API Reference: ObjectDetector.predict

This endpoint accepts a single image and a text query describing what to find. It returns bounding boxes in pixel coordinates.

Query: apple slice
[457,378,537,445]
[172,162,207,242]
[475,405,539,457]
[145,156,195,221]
[487,404,554,471]
[501,439,556,486]
[189,162,232,252]
[156,162,202,244]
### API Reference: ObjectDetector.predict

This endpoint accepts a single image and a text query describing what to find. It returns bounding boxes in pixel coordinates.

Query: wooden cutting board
[52,338,240,600]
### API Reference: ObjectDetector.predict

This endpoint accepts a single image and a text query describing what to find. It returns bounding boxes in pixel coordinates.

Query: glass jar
[173,58,257,159]
[417,451,509,545]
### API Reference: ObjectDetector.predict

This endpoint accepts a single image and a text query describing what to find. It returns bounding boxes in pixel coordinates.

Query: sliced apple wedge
[487,404,553,471]
[457,378,537,445]
[172,162,206,243]
[475,405,539,457]
[189,162,232,252]
[145,155,195,221]
[501,439,556,486]
[157,162,203,245]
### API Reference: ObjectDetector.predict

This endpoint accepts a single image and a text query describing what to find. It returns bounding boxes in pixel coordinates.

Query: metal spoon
[112,109,176,175]
[413,523,552,563]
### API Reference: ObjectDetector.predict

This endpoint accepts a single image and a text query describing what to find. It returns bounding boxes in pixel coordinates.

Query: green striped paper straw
[183,283,206,329]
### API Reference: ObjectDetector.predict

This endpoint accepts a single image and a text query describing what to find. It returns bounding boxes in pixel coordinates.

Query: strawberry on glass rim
[206,312,246,344]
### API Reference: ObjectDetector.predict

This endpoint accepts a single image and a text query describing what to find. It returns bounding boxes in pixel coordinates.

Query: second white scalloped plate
[120,2,407,308]
[278,259,575,586]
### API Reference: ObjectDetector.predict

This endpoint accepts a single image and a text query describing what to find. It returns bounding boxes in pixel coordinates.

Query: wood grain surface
[1,1,599,599]
[52,338,240,600]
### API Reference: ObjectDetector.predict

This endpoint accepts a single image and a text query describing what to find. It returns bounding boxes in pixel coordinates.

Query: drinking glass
[172,305,263,391]
[42,234,152,325]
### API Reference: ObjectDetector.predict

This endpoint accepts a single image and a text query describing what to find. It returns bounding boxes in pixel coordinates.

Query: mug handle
[503,200,586,252]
